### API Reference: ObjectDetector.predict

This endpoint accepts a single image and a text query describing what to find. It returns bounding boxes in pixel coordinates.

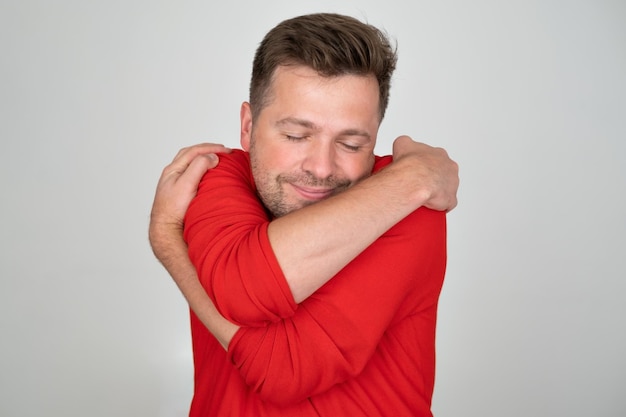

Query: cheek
[340,154,375,181]
[264,143,303,170]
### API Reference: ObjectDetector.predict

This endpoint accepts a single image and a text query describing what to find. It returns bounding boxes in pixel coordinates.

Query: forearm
[270,155,431,302]
[150,228,239,350]
[185,146,455,323]
[229,208,447,404]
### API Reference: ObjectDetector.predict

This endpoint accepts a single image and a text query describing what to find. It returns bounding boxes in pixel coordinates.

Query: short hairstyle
[249,13,398,122]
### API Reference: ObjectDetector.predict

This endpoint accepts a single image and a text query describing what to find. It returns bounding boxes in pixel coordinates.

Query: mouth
[290,184,335,201]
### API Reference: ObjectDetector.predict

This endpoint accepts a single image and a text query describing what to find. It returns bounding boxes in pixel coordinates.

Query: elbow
[229,324,364,406]
[254,380,311,406]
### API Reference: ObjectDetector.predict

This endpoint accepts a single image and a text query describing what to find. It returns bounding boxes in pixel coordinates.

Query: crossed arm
[149,138,458,403]
[265,136,455,303]
[217,200,447,404]
[149,138,458,348]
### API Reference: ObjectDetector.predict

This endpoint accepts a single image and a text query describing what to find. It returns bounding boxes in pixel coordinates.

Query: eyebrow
[275,117,372,141]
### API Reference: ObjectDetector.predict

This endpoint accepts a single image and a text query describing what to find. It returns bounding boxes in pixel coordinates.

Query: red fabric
[184,150,447,417]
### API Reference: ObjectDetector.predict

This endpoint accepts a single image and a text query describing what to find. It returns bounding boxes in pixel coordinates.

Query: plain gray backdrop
[1,1,625,416]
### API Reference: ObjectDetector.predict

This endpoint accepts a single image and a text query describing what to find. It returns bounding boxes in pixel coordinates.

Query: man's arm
[150,138,457,345]
[149,143,238,349]
[267,135,458,302]
[178,161,447,403]
[150,138,455,400]
[227,205,447,405]
[184,136,458,314]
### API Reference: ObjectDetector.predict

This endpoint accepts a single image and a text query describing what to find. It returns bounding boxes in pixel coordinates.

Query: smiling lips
[290,183,335,201]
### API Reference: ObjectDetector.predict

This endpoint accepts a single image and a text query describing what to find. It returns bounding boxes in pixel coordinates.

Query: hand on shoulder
[391,135,459,212]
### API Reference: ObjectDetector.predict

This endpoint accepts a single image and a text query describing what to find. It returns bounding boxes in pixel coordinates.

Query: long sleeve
[184,150,447,407]
[184,150,297,326]
[227,206,446,405]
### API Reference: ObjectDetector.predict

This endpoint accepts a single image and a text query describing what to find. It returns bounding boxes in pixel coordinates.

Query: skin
[240,65,452,302]
[149,66,460,350]
[241,66,379,218]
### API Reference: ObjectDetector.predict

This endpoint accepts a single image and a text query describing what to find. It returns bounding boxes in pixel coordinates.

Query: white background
[1,1,625,416]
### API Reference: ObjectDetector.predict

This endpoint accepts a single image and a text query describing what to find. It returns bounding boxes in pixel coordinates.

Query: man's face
[240,65,380,217]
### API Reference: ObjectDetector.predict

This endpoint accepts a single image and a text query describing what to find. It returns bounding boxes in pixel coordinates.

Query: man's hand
[392,136,459,212]
[149,143,231,257]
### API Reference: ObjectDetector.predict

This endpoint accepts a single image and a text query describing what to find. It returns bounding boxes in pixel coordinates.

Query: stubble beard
[248,143,353,218]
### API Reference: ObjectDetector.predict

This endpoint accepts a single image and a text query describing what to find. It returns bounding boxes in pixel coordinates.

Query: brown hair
[249,13,397,122]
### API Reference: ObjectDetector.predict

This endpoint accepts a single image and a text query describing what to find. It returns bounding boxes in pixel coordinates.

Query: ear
[240,102,252,151]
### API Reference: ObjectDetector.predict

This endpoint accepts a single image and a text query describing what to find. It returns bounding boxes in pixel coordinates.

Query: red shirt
[184,150,447,416]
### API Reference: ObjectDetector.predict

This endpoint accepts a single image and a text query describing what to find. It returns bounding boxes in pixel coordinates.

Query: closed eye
[339,142,361,152]
[286,135,308,141]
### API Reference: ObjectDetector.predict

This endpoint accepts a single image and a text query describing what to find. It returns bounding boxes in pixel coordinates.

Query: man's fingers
[177,154,219,190]
[172,143,231,163]
[161,144,229,183]
[391,135,414,155]
[390,135,460,212]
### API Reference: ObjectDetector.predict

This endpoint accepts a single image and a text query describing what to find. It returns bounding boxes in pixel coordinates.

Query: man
[150,13,459,416]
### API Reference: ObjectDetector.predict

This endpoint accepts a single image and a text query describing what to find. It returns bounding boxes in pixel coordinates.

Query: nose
[301,139,336,180]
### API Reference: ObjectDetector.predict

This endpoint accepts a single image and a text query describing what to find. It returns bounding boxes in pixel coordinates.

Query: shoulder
[216,149,251,174]
[199,149,254,189]
[372,154,392,173]
[190,149,265,220]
